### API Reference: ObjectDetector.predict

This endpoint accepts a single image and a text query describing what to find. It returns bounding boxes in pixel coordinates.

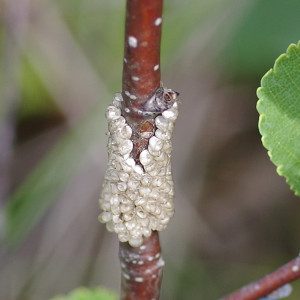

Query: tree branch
[119,1,164,299]
[122,0,162,107]
[121,0,163,162]
[119,231,164,300]
[222,256,300,300]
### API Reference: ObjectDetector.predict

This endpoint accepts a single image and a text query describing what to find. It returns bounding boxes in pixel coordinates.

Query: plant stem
[119,0,164,299]
[122,0,162,104]
[222,256,300,300]
[119,231,164,300]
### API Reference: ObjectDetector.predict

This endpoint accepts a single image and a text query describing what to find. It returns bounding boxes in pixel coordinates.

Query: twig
[119,0,164,299]
[222,256,300,300]
[119,231,164,300]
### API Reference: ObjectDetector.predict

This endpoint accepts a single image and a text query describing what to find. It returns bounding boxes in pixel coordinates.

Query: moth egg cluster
[99,92,178,247]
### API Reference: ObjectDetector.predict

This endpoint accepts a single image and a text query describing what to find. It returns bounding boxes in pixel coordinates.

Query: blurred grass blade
[4,103,106,246]
[257,41,300,195]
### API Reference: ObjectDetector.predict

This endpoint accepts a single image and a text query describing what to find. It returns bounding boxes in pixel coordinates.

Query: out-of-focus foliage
[162,0,228,64]
[57,0,125,90]
[5,105,104,246]
[223,0,300,79]
[19,58,57,118]
[257,42,300,196]
[51,287,117,300]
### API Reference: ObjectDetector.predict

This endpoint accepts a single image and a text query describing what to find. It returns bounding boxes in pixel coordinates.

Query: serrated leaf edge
[256,40,300,196]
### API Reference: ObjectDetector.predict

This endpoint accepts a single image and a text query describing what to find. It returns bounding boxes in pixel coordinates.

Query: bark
[119,1,164,299]
[222,256,300,300]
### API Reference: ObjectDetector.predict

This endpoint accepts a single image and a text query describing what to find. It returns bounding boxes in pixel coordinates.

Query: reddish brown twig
[121,0,163,162]
[122,0,162,105]
[119,231,164,300]
[222,256,300,300]
[119,1,164,299]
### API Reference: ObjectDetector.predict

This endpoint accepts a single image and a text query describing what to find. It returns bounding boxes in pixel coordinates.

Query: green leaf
[50,287,117,300]
[257,41,300,195]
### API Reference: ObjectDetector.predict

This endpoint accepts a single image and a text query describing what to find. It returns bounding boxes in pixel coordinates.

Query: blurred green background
[1,0,300,299]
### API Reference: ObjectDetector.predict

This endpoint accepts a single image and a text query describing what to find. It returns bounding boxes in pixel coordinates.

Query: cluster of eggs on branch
[99,91,178,247]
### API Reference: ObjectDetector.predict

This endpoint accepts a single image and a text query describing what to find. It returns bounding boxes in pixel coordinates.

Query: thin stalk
[119,231,164,300]
[222,256,300,300]
[119,1,164,299]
